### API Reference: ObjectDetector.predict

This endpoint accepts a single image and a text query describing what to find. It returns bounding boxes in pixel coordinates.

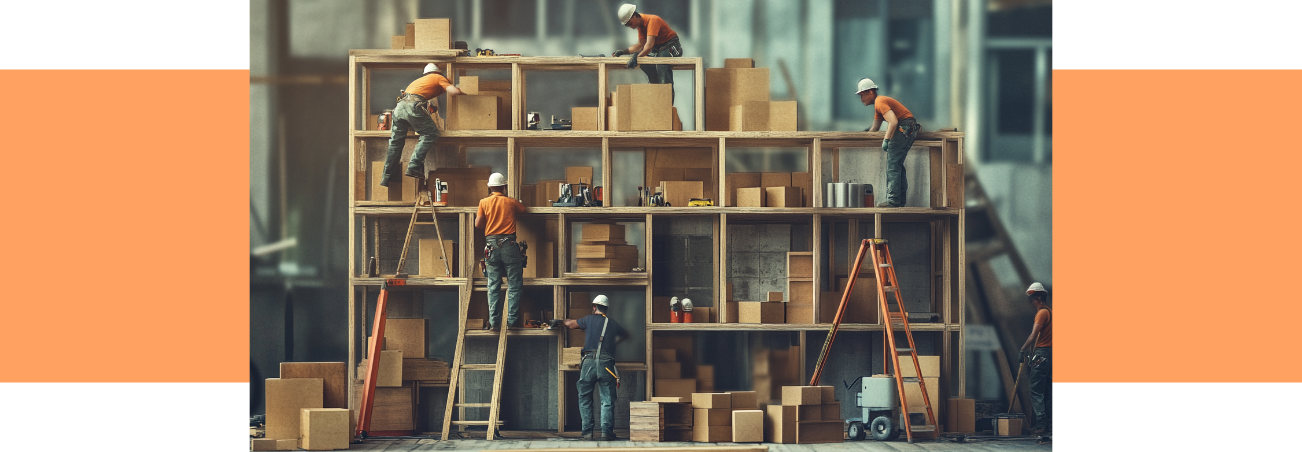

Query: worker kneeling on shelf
[613,3,682,101]
[552,295,630,441]
[476,173,527,330]
[382,63,465,187]
[856,77,920,208]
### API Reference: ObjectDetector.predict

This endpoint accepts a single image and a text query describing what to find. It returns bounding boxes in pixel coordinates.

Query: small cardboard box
[655,379,696,398]
[736,187,766,207]
[724,58,755,68]
[672,106,683,131]
[727,391,758,409]
[698,378,716,392]
[454,94,500,130]
[732,410,764,442]
[693,423,732,442]
[724,300,738,323]
[606,106,620,131]
[947,398,976,433]
[279,362,348,409]
[726,172,762,206]
[404,23,415,47]
[571,107,599,131]
[795,420,844,444]
[414,18,450,50]
[729,102,768,131]
[739,302,784,324]
[899,356,941,378]
[581,222,626,243]
[781,386,822,406]
[628,83,674,131]
[383,319,427,359]
[785,303,813,324]
[766,186,802,207]
[390,35,405,50]
[767,291,784,302]
[566,166,594,185]
[650,396,688,403]
[997,416,1024,436]
[820,402,841,420]
[299,408,349,450]
[765,405,797,444]
[251,438,278,451]
[264,378,323,440]
[769,101,797,131]
[787,252,813,278]
[694,407,732,426]
[652,349,678,363]
[654,362,682,379]
[457,76,479,94]
[791,172,812,207]
[692,393,732,409]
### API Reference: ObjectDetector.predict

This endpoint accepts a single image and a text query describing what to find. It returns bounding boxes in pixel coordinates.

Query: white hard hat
[423,63,439,74]
[618,3,637,25]
[1026,282,1047,294]
[592,294,610,307]
[681,298,693,311]
[487,172,507,187]
[855,78,878,94]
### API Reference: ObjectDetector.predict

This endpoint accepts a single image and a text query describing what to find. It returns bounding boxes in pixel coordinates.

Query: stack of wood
[630,401,693,442]
[576,222,637,273]
[764,386,844,444]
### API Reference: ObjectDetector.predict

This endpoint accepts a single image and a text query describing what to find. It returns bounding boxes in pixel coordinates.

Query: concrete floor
[346,437,1052,451]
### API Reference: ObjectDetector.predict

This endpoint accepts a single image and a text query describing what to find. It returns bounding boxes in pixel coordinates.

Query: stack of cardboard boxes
[690,392,763,443]
[651,348,696,398]
[727,172,812,207]
[645,148,714,207]
[751,346,801,402]
[705,58,797,132]
[576,222,636,273]
[256,362,355,450]
[898,355,941,424]
[630,400,693,442]
[764,386,844,444]
[786,251,814,323]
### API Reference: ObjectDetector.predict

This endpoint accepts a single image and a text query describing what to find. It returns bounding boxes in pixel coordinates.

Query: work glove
[626,53,638,69]
[546,319,565,329]
[612,49,627,57]
[882,139,892,152]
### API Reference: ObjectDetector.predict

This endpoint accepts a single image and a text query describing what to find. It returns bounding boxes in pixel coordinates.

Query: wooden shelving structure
[346,51,966,435]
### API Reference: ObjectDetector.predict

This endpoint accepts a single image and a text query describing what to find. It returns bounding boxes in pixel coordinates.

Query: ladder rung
[449,420,504,425]
[459,364,499,371]
[910,426,936,432]
[880,263,892,268]
[896,348,914,352]
[455,403,493,408]
[901,377,921,383]
[884,286,896,292]
[414,222,436,225]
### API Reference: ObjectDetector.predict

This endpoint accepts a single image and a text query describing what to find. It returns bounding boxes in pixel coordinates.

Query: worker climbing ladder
[440,263,510,440]
[809,238,937,443]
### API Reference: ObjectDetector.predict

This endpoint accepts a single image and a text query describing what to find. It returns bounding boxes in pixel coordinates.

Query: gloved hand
[546,319,565,329]
[882,139,892,152]
[612,49,627,57]
[626,53,638,69]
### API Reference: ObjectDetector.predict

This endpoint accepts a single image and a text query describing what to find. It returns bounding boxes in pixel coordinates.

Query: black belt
[399,93,428,103]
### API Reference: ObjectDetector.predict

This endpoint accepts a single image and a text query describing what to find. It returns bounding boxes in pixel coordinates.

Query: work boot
[581,431,595,441]
[405,166,425,179]
[877,201,901,208]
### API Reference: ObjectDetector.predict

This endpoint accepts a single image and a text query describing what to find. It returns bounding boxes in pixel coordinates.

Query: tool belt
[650,36,682,57]
[398,92,428,103]
[897,117,920,137]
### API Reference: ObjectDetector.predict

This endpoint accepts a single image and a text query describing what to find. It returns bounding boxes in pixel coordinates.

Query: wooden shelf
[351,277,467,286]
[464,328,558,337]
[352,129,964,141]
[470,277,648,287]
[646,323,951,332]
[352,205,960,217]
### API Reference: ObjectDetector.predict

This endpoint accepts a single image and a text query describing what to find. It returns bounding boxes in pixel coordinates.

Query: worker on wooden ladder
[381,62,464,187]
[555,295,629,441]
[613,3,682,101]
[476,173,527,330]
[1019,282,1053,434]
[856,78,920,207]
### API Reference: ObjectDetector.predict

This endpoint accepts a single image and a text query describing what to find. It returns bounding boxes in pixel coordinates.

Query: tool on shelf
[687,198,713,207]
[430,178,449,207]
[550,115,572,130]
[474,48,495,57]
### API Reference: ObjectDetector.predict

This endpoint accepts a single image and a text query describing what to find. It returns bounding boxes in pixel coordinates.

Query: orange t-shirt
[403,73,453,99]
[1033,308,1052,348]
[637,14,678,47]
[476,192,525,236]
[873,96,914,121]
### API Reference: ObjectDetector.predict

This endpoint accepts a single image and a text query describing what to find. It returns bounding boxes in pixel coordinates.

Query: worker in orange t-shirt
[381,63,464,187]
[613,4,683,99]
[475,173,527,330]
[1020,282,1053,434]
[856,78,921,207]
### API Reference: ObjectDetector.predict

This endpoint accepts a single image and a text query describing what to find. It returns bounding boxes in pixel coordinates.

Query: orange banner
[0,70,249,382]
[1055,70,1302,382]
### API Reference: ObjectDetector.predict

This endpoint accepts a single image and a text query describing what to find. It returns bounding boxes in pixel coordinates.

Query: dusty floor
[344,436,1052,451]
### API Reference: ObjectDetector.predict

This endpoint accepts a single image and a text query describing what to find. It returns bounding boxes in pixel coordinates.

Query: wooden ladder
[870,238,938,443]
[440,279,510,440]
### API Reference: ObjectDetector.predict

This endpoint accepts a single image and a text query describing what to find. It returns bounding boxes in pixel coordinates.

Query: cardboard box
[724,300,738,323]
[457,76,479,94]
[655,379,697,398]
[698,378,716,392]
[739,302,784,323]
[761,172,791,187]
[402,358,449,381]
[732,410,764,442]
[404,23,415,47]
[690,307,712,323]
[781,386,822,406]
[378,350,403,387]
[903,377,940,412]
[572,107,599,131]
[453,94,500,130]
[614,85,632,131]
[654,362,682,379]
[650,396,688,403]
[724,58,755,68]
[785,303,813,324]
[899,356,941,378]
[478,87,513,130]
[693,423,732,442]
[791,172,812,207]
[729,102,768,131]
[789,280,813,302]
[765,405,797,444]
[727,391,758,409]
[787,252,813,278]
[414,18,450,50]
[563,347,583,366]
[652,349,678,363]
[795,420,844,444]
[575,244,638,259]
[465,318,484,329]
[537,179,564,206]
[819,385,836,402]
[672,106,683,131]
[947,398,976,433]
[766,186,802,207]
[692,393,732,409]
[264,378,323,440]
[384,319,426,359]
[682,167,713,183]
[370,161,401,201]
[626,83,674,131]
[279,362,347,409]
[368,384,414,431]
[606,106,619,131]
[251,438,278,451]
[299,408,349,450]
[390,35,405,50]
[704,68,770,131]
[796,404,821,421]
[767,291,784,302]
[769,101,797,131]
[693,407,732,426]
[418,239,456,277]
[725,173,762,206]
[581,223,626,242]
[736,187,765,207]
[566,166,594,185]
[997,417,1024,436]
[661,180,704,208]
[576,258,637,273]
[697,365,714,380]
[821,402,841,420]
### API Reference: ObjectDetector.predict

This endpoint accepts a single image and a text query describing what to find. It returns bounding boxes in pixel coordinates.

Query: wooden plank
[482,448,768,452]
[346,129,964,141]
[718,137,727,207]
[511,63,522,130]
[598,63,608,131]
[929,147,943,208]
[811,138,822,207]
[719,213,729,322]
[602,138,611,207]
[695,59,705,132]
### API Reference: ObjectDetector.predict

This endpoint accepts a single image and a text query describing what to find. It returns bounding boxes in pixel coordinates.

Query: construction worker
[613,3,682,99]
[475,173,527,330]
[556,295,629,441]
[381,63,464,187]
[1019,282,1052,434]
[857,78,920,207]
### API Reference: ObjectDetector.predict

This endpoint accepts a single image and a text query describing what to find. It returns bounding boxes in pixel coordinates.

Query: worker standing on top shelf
[476,173,527,330]
[1019,282,1053,434]
[381,62,464,187]
[613,3,682,101]
[553,295,629,441]
[857,78,920,207]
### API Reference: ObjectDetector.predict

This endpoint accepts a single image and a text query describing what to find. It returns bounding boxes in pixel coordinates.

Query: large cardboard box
[414,18,450,50]
[736,187,765,207]
[785,303,813,324]
[661,180,703,208]
[766,186,802,207]
[299,408,349,450]
[899,355,941,378]
[903,377,940,412]
[781,386,822,405]
[566,166,594,185]
[947,398,976,433]
[453,94,499,130]
[796,420,844,444]
[279,362,347,409]
[264,378,323,440]
[692,393,732,409]
[724,58,755,68]
[726,173,762,206]
[693,423,732,443]
[655,379,696,398]
[787,252,813,278]
[732,410,764,442]
[654,362,682,379]
[370,384,414,431]
[384,319,426,358]
[727,391,758,409]
[765,405,797,444]
[418,239,456,277]
[760,172,791,187]
[571,107,599,131]
[581,222,626,242]
[621,83,674,131]
[693,408,731,426]
[739,301,784,323]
